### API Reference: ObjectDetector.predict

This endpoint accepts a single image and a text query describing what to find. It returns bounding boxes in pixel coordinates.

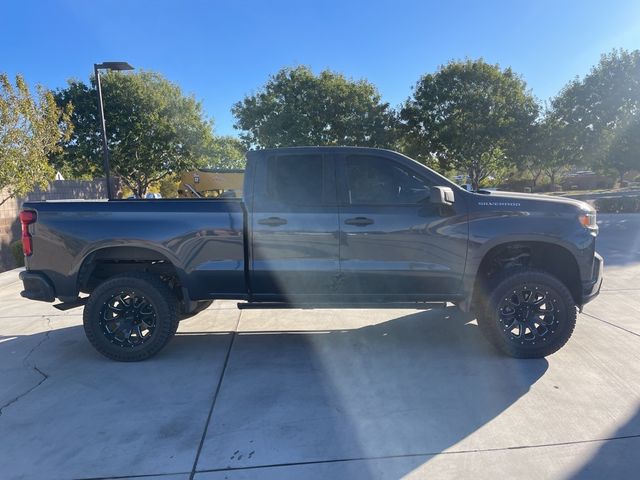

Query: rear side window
[266,155,323,205]
[345,155,433,205]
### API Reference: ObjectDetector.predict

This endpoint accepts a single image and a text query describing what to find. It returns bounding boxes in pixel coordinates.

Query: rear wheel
[83,273,178,361]
[477,269,577,358]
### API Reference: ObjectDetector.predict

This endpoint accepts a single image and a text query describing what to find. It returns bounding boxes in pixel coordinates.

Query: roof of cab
[246,146,399,159]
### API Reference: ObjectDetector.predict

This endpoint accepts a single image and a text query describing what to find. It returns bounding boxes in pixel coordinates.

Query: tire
[476,269,577,358]
[179,300,213,320]
[83,272,179,362]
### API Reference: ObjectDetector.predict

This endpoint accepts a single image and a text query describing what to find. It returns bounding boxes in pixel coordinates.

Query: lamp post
[94,61,134,199]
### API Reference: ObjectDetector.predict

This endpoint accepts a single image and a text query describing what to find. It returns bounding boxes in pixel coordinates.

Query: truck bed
[22,199,247,301]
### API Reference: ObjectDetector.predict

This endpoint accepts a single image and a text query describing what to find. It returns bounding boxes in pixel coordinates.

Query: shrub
[10,240,24,267]
[497,179,533,192]
[596,196,640,213]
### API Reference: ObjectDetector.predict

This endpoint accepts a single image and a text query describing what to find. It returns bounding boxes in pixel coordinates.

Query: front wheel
[476,269,577,358]
[83,273,179,361]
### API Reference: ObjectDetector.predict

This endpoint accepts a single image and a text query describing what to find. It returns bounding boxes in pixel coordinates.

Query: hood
[472,190,594,212]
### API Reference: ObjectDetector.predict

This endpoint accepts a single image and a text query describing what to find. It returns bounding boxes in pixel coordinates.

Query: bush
[596,196,640,213]
[10,240,24,267]
[561,173,614,191]
[497,179,533,192]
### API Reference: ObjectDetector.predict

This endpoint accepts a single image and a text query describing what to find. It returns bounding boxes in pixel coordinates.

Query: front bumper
[581,252,603,306]
[19,271,56,302]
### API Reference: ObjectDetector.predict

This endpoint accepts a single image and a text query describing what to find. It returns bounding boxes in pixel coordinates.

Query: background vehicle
[178,168,244,198]
[18,147,603,361]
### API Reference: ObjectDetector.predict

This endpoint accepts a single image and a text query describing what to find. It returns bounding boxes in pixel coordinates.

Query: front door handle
[258,216,288,227]
[344,217,374,226]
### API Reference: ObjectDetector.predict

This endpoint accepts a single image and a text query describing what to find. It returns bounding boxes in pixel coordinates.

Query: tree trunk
[136,182,147,198]
[532,170,542,188]
[469,167,480,191]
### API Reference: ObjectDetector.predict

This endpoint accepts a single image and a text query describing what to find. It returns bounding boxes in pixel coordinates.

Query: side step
[237,302,448,310]
[53,298,87,311]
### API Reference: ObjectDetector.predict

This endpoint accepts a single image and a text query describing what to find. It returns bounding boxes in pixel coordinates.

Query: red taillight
[19,210,37,257]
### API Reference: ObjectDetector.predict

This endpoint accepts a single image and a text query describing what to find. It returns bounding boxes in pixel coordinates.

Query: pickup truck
[18,147,603,361]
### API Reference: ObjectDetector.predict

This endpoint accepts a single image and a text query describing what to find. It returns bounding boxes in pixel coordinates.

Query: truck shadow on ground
[0,306,555,478]
[184,307,550,474]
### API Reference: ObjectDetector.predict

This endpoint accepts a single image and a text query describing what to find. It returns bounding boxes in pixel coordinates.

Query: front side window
[345,155,432,205]
[265,154,323,205]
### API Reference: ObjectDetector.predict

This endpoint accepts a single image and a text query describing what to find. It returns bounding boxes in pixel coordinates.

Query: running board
[53,298,87,311]
[237,302,448,310]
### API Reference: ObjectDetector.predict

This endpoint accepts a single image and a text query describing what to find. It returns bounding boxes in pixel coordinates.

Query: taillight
[19,210,37,257]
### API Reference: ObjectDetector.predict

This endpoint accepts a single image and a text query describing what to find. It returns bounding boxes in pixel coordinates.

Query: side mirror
[430,186,455,206]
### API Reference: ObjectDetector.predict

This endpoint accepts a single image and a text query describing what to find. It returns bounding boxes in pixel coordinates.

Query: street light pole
[93,62,134,200]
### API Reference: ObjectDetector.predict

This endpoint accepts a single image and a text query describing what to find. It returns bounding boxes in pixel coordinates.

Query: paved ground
[1,213,639,480]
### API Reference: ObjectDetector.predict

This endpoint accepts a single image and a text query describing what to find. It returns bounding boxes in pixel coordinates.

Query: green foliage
[156,175,180,198]
[52,71,215,197]
[207,136,246,169]
[532,115,581,186]
[602,115,640,183]
[0,74,72,205]
[232,66,397,149]
[401,59,539,190]
[551,49,640,182]
[596,196,640,213]
[10,240,24,267]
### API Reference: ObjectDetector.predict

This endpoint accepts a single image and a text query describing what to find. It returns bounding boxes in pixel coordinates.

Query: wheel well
[77,247,181,298]
[473,242,581,308]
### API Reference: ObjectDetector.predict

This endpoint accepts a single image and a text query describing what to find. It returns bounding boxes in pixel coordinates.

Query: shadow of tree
[569,405,640,479]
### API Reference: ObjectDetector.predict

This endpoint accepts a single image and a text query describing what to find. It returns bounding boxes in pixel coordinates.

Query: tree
[207,136,246,169]
[602,115,640,183]
[401,59,539,190]
[232,66,397,149]
[520,115,579,189]
[538,116,578,186]
[52,71,215,197]
[552,49,640,183]
[0,74,72,206]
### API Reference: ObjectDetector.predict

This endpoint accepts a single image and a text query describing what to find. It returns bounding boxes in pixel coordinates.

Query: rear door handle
[344,217,374,226]
[258,216,288,227]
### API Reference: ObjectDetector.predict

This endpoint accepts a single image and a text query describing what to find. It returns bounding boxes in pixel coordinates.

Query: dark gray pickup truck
[18,147,603,361]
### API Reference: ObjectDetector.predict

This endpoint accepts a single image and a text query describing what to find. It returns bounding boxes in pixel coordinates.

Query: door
[337,153,468,300]
[250,153,339,301]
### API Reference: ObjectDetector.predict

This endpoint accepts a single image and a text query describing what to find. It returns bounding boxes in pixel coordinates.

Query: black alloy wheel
[83,273,178,361]
[99,291,157,347]
[477,269,577,358]
[497,283,560,345]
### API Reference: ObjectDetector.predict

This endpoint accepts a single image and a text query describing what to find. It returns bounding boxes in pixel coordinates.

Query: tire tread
[83,272,179,362]
[477,268,577,358]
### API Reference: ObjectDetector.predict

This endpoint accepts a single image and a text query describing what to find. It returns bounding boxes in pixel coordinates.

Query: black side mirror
[430,186,455,206]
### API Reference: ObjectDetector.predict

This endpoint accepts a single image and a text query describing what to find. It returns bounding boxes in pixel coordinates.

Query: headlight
[579,211,597,230]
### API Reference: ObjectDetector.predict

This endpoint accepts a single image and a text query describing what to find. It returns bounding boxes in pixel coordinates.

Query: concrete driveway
[1,214,639,480]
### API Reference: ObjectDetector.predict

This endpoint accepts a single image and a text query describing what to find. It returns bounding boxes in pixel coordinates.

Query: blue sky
[3,0,640,136]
